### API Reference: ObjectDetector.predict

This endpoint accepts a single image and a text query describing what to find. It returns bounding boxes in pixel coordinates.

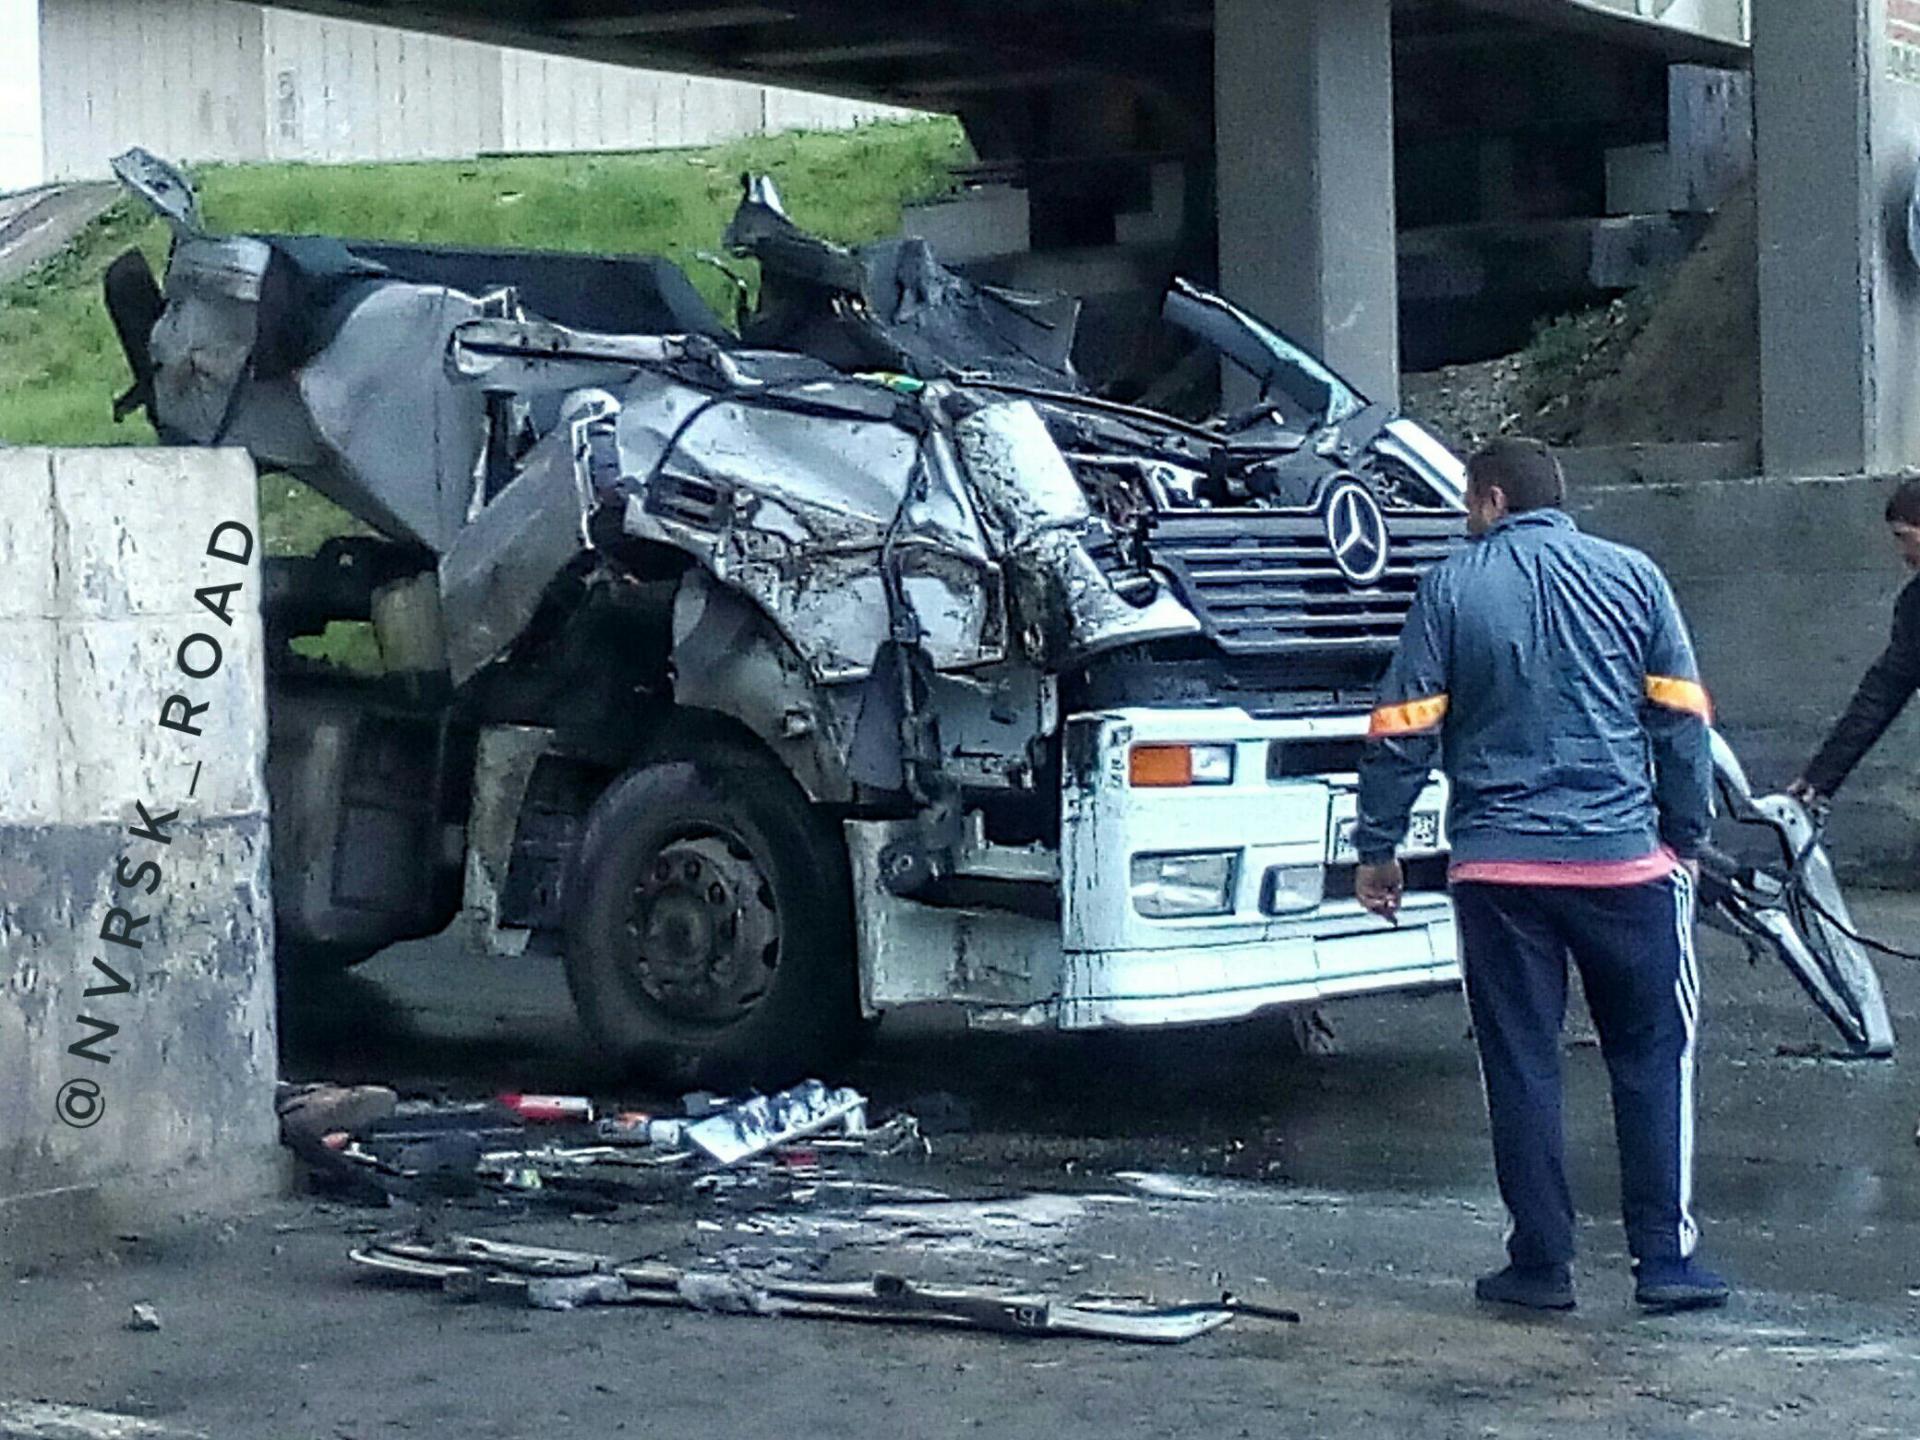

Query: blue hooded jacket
[1354,508,1713,868]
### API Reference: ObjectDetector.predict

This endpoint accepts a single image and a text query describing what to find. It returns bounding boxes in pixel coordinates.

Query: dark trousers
[1451,874,1700,1269]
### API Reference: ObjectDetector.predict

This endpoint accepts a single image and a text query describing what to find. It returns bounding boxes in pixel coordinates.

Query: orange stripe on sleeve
[1645,674,1714,722]
[1368,694,1449,738]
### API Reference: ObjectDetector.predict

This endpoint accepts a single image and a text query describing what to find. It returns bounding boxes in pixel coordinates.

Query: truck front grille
[1139,511,1465,656]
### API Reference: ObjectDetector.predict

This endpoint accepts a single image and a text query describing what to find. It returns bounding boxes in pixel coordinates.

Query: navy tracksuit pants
[1452,872,1701,1269]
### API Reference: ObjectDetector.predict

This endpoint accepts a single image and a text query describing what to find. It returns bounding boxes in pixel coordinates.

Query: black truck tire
[562,748,863,1088]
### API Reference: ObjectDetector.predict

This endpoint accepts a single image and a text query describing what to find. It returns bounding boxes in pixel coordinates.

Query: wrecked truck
[101,152,1506,1084]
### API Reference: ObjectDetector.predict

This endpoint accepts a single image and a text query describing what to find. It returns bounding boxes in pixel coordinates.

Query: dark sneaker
[1474,1263,1576,1311]
[1634,1258,1731,1313]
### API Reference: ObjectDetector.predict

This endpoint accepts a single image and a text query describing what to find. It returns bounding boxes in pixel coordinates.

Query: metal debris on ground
[349,1233,1285,1344]
[125,1302,162,1332]
[278,1080,920,1212]
[684,1081,868,1166]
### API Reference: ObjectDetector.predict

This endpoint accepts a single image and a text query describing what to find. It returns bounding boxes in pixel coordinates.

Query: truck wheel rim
[622,831,780,1024]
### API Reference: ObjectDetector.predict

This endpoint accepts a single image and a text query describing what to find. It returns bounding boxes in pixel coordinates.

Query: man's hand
[1356,859,1405,922]
[1786,776,1823,807]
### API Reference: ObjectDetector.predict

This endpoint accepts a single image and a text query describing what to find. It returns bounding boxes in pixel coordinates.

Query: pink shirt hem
[1448,846,1680,889]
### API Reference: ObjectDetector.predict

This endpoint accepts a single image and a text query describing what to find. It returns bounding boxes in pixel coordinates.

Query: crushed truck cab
[104,149,1469,1085]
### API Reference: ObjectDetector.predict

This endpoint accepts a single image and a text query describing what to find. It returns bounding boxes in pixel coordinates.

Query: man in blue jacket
[1354,438,1729,1314]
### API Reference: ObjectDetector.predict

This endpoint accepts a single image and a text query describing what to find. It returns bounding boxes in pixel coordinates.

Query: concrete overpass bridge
[239,1,1746,405]
[251,2,1746,107]
[243,2,1920,482]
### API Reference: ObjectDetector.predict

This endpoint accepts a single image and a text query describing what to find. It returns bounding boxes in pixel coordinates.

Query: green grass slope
[0,118,968,554]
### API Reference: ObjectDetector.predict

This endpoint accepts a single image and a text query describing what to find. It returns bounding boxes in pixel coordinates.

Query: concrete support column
[1215,0,1400,407]
[0,448,280,1262]
[1753,0,1874,475]
[1753,0,1920,476]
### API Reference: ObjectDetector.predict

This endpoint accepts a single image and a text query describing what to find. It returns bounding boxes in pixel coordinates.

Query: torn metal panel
[725,178,1082,388]
[147,236,275,443]
[350,1234,1252,1344]
[446,315,679,389]
[848,819,1064,1014]
[1162,277,1365,429]
[952,401,1201,665]
[1700,731,1895,1057]
[437,413,594,685]
[668,570,866,802]
[111,146,202,236]
[295,283,490,552]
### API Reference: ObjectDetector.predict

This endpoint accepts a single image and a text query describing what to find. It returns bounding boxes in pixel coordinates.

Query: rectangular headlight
[1261,864,1326,915]
[1129,743,1235,788]
[1131,850,1239,918]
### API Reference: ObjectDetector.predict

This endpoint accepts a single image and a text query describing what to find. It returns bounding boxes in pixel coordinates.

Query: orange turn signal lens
[1130,744,1195,787]
[1128,743,1234,788]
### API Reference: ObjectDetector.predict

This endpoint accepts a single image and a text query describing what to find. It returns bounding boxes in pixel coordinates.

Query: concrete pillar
[1753,0,1920,476]
[1215,0,1400,408]
[0,447,280,1262]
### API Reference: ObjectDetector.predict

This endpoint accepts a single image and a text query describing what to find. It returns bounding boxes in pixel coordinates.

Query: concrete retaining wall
[36,0,916,183]
[0,447,279,1262]
[1579,473,1920,887]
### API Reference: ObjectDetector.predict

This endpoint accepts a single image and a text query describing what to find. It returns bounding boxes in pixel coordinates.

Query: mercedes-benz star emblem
[1322,481,1390,587]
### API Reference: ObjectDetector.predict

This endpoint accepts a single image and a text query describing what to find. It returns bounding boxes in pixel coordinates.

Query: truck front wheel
[562,750,862,1088]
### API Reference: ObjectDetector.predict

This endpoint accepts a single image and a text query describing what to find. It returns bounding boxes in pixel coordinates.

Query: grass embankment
[0,117,969,556]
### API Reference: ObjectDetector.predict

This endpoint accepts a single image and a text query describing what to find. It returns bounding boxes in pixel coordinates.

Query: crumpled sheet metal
[953,402,1200,664]
[683,1080,868,1166]
[296,283,490,553]
[438,419,595,685]
[620,379,1005,681]
[351,1234,1261,1343]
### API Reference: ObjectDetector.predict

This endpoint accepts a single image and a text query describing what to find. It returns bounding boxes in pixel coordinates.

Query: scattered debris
[685,1081,868,1166]
[126,1302,162,1332]
[497,1094,595,1124]
[275,1082,397,1150]
[526,1274,630,1310]
[592,1112,658,1145]
[279,1080,918,1215]
[350,1233,1283,1344]
[895,1092,974,1138]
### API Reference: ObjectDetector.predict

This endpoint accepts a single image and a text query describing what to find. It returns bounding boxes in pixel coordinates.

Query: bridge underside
[257,1,1742,109]
[250,1,1750,403]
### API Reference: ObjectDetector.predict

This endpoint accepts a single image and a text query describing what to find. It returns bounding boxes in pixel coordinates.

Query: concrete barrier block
[50,448,260,622]
[0,449,56,622]
[2,447,279,1264]
[52,615,269,827]
[0,619,61,825]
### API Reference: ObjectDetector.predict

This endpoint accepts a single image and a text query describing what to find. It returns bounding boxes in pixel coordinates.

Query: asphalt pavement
[4,896,1920,1438]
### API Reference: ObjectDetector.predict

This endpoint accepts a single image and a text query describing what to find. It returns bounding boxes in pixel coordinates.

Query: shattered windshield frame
[1161,278,1368,431]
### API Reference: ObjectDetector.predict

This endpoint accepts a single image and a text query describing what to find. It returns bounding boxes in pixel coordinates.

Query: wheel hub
[623,834,779,1023]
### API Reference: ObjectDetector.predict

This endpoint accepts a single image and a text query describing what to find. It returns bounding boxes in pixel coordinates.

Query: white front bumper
[1057,894,1457,1028]
[1053,706,1458,1028]
[850,705,1460,1029]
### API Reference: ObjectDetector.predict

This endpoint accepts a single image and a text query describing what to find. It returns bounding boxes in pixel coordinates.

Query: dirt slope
[1403,186,1759,453]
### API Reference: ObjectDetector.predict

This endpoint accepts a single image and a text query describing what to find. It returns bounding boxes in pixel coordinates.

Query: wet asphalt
[277,895,1920,1309]
[4,897,1919,1438]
